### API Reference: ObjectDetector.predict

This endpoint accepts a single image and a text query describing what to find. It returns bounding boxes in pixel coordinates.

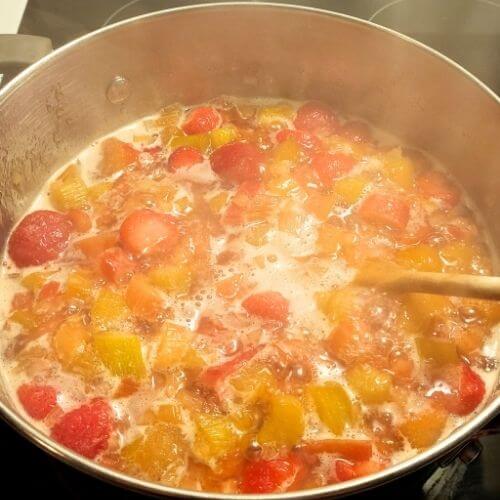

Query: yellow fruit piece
[346,364,393,404]
[415,337,459,365]
[334,175,370,205]
[194,413,245,464]
[87,181,112,202]
[266,176,300,196]
[256,105,295,128]
[316,224,356,255]
[439,242,479,273]
[53,316,90,368]
[155,104,183,129]
[315,286,360,323]
[149,264,192,295]
[208,192,230,214]
[170,133,211,153]
[9,309,38,330]
[304,191,337,221]
[174,196,193,215]
[404,293,452,332]
[50,165,88,211]
[230,364,277,403]
[94,331,146,378]
[397,245,442,272]
[65,270,95,302]
[400,408,447,449]
[154,322,202,371]
[257,394,304,447]
[245,223,271,247]
[133,134,155,145]
[309,382,352,435]
[90,288,130,332]
[122,423,187,483]
[210,124,239,148]
[156,404,183,425]
[272,138,301,164]
[380,148,415,190]
[70,344,104,380]
[21,271,53,291]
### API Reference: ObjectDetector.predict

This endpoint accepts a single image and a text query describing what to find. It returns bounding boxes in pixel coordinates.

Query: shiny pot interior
[0,3,499,498]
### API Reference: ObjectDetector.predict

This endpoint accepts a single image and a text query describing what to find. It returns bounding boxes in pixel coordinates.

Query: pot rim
[0,2,499,498]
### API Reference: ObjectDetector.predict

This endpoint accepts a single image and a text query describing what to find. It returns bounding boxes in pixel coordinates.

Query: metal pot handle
[0,34,52,87]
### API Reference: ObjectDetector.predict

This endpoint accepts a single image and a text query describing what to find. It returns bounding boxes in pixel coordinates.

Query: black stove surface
[8,1,500,498]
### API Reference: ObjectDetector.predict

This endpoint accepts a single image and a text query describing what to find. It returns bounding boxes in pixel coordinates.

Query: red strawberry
[8,210,72,267]
[17,384,57,420]
[51,399,113,458]
[242,291,289,322]
[168,146,204,170]
[182,106,220,135]
[294,101,338,133]
[210,142,263,184]
[241,456,300,493]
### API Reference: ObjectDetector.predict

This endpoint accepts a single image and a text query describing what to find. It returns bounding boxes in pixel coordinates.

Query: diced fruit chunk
[17,383,57,420]
[168,146,204,170]
[65,269,95,301]
[381,148,414,190]
[182,106,220,135]
[334,175,370,205]
[170,132,211,152]
[94,331,146,378]
[241,456,300,493]
[210,124,239,148]
[149,264,192,295]
[309,383,352,435]
[346,364,393,404]
[258,394,304,447]
[311,152,356,187]
[53,316,91,367]
[256,105,295,128]
[9,210,72,267]
[399,407,447,449]
[396,244,441,272]
[119,209,179,255]
[101,137,138,175]
[417,170,459,207]
[242,291,289,322]
[193,413,245,463]
[416,337,459,365]
[210,142,263,184]
[125,274,163,320]
[91,288,130,331]
[122,423,187,483]
[51,399,113,458]
[295,101,337,133]
[50,165,88,211]
[358,193,410,231]
[67,209,92,233]
[99,247,135,284]
[76,232,118,259]
[302,439,372,461]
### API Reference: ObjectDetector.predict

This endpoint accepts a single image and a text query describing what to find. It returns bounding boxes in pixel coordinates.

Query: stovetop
[5,0,500,498]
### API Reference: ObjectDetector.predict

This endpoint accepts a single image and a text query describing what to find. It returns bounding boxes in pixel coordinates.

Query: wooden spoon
[355,266,500,301]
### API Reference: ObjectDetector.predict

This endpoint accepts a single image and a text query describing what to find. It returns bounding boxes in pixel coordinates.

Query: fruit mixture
[1,97,499,493]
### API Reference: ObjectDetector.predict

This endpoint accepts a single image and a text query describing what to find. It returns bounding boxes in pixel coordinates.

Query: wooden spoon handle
[355,267,500,301]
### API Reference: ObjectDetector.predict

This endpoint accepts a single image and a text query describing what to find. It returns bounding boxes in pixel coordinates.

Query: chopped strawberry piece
[199,344,264,388]
[333,460,358,482]
[311,152,356,187]
[276,129,321,150]
[294,101,338,133]
[168,146,204,170]
[8,210,72,267]
[242,291,289,322]
[417,170,460,208]
[210,142,263,184]
[182,106,220,135]
[358,193,410,231]
[38,281,60,301]
[341,120,373,143]
[119,209,179,255]
[17,383,57,420]
[241,456,300,493]
[331,459,384,483]
[51,399,113,458]
[442,363,485,416]
[99,247,135,284]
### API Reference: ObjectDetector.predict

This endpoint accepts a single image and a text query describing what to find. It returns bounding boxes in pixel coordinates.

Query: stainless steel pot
[0,3,499,498]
